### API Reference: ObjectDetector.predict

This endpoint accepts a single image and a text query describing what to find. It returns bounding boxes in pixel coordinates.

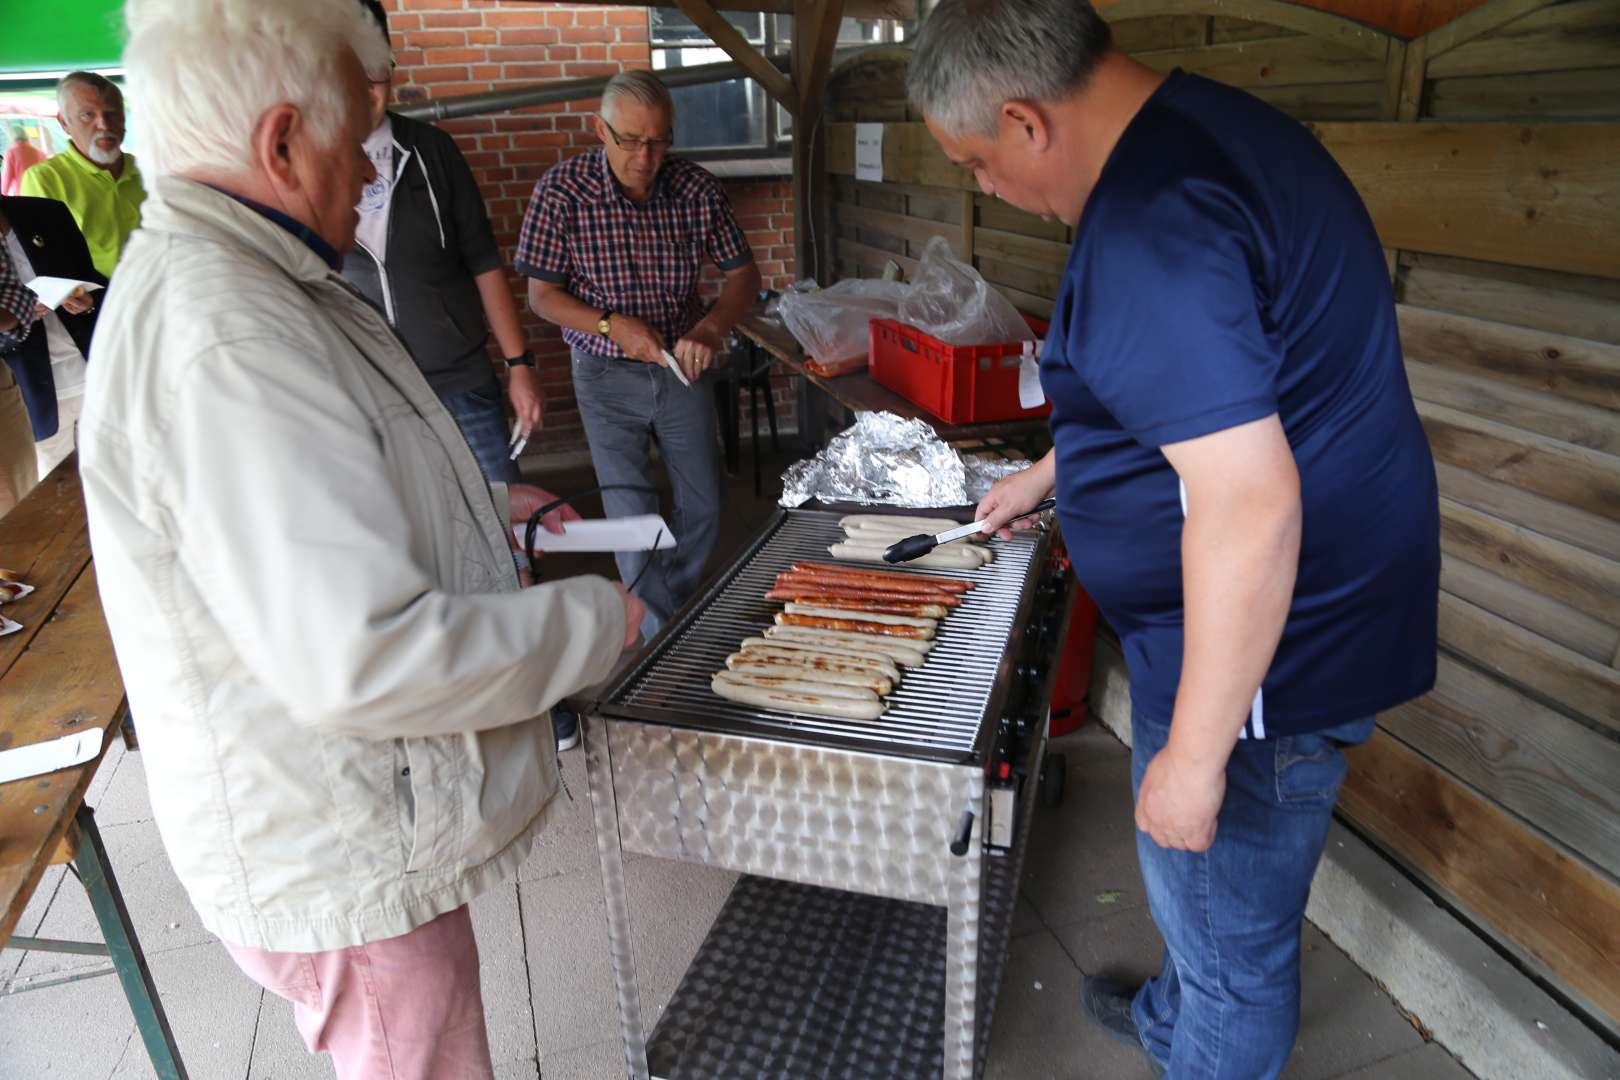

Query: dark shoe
[553,707,580,752]
[1080,975,1165,1078]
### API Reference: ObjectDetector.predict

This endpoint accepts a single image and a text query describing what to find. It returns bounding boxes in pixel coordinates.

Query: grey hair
[907,0,1113,139]
[600,70,674,122]
[57,71,122,115]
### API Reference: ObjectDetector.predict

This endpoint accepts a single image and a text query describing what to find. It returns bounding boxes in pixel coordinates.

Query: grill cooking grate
[599,508,1045,762]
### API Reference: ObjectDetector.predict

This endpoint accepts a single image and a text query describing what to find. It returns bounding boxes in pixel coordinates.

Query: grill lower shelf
[647,844,1021,1080]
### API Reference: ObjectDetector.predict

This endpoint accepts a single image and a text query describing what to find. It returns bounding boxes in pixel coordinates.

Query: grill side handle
[949,806,976,856]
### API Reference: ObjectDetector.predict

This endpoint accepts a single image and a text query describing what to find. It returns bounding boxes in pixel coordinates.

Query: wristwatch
[597,309,616,337]
[505,351,536,368]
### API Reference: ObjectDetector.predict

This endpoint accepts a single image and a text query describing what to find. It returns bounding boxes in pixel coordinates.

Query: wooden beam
[1132,35,1388,88]
[1338,729,1620,1028]
[1437,496,1620,629]
[1441,553,1619,664]
[1312,122,1620,281]
[1100,0,1394,57]
[1398,303,1620,413]
[1423,0,1562,60]
[1399,255,1620,347]
[796,0,847,115]
[1428,0,1620,79]
[1406,360,1620,457]
[1436,461,1620,565]
[674,0,799,116]
[1383,652,1620,878]
[1437,591,1620,734]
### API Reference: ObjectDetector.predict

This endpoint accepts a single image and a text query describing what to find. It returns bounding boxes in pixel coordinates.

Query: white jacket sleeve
[163,336,626,739]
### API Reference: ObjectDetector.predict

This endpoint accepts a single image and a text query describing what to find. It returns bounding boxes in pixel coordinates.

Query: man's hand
[976,451,1056,539]
[507,365,543,437]
[59,288,95,316]
[1135,746,1225,852]
[612,582,646,649]
[506,484,581,553]
[672,323,725,383]
[608,314,667,366]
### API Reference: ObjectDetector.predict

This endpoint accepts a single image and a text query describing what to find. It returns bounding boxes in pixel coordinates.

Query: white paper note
[1018,339,1046,408]
[512,514,678,554]
[0,728,104,785]
[855,123,885,182]
[26,276,102,311]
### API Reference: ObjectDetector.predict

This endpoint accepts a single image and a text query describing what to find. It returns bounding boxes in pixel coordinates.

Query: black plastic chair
[714,332,781,496]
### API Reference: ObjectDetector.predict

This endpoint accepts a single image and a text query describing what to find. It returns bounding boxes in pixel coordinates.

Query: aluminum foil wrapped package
[779,411,1031,509]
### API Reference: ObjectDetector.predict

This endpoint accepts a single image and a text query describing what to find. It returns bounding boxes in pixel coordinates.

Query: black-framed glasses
[601,117,674,153]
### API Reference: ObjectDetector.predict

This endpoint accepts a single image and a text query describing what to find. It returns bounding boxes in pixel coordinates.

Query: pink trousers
[223,906,495,1080]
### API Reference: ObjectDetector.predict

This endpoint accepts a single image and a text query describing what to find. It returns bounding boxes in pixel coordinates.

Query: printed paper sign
[855,124,885,183]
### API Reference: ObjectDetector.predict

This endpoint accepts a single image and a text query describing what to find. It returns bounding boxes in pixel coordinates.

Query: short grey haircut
[57,71,123,115]
[600,70,674,123]
[907,0,1114,139]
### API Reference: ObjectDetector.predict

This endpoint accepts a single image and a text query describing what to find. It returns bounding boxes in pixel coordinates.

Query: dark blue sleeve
[1072,181,1281,448]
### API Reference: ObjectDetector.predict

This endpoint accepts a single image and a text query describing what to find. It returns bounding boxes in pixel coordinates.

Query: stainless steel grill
[582,506,1075,1080]
[605,508,1043,762]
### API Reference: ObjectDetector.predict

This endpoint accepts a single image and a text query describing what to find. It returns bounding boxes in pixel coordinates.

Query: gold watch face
[598,316,612,336]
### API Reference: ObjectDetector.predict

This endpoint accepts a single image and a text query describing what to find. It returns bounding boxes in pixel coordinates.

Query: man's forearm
[695,263,762,337]
[1168,494,1300,768]
[527,279,607,337]
[475,269,528,358]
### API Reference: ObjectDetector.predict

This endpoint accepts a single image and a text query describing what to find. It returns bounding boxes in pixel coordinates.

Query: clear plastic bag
[777,237,1033,367]
[898,236,1034,345]
[777,278,908,364]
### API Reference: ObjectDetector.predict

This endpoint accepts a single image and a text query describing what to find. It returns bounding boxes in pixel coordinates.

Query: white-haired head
[907,0,1114,139]
[600,70,674,125]
[122,0,391,178]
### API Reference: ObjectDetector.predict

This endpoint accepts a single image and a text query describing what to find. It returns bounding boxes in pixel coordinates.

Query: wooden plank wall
[822,0,1620,1036]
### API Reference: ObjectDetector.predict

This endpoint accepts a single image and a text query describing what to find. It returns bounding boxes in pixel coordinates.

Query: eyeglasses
[601,118,674,154]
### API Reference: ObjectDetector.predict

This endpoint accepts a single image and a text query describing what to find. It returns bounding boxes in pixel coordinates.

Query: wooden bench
[0,454,187,1079]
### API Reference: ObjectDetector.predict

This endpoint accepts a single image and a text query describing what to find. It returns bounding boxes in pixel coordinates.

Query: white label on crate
[855,124,884,182]
[1018,339,1046,408]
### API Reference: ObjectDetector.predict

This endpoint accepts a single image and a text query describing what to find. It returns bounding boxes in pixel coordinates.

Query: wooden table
[0,455,187,1078]
[735,309,1054,451]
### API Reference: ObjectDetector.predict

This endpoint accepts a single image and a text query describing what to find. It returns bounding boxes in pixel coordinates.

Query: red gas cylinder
[1049,571,1099,738]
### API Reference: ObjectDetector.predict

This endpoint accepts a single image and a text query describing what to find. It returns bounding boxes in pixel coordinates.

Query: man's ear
[592,113,610,144]
[252,104,302,191]
[1000,99,1052,153]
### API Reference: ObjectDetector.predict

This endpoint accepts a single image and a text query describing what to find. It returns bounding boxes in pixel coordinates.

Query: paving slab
[983,927,1158,1080]
[88,743,154,829]
[0,947,133,1080]
[519,865,620,1058]
[247,993,334,1080]
[1330,1041,1477,1079]
[14,820,209,980]
[108,941,261,1080]
[515,751,603,885]
[542,1037,632,1080]
[1052,900,1164,984]
[471,881,539,1069]
[1022,726,1150,928]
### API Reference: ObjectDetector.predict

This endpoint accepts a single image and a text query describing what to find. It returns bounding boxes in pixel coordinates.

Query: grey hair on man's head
[57,71,123,114]
[907,0,1113,139]
[600,69,674,122]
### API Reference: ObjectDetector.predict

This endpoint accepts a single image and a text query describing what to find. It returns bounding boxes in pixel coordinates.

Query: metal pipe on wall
[394,58,782,122]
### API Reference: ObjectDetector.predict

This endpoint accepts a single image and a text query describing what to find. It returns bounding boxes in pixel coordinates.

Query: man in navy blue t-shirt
[911,2,1438,1077]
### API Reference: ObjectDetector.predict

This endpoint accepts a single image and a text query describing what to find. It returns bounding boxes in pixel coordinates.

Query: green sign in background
[0,0,125,75]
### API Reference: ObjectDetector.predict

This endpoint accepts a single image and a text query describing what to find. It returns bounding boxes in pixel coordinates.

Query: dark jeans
[440,376,520,487]
[1129,710,1377,1079]
[569,348,721,639]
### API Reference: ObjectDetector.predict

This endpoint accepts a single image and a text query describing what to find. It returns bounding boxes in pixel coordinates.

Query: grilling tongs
[882,498,1057,564]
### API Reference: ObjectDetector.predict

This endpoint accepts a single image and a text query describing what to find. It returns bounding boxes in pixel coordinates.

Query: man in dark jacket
[344,0,541,486]
[0,193,105,492]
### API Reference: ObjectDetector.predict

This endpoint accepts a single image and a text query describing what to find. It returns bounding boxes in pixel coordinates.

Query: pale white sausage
[711,673,886,720]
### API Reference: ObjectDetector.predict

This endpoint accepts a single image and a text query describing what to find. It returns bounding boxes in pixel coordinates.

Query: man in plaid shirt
[517,70,761,653]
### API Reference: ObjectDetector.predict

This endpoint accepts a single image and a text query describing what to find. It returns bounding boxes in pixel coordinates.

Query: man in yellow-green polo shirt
[20,72,146,278]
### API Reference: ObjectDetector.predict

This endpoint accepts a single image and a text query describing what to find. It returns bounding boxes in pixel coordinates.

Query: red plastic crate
[868,315,1052,425]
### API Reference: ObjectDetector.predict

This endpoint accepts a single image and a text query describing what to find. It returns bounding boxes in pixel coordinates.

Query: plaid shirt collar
[590,148,676,209]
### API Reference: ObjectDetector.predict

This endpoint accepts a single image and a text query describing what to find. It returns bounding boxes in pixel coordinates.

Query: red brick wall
[381,0,799,456]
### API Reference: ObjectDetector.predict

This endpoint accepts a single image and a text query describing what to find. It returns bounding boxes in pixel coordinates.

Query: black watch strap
[505,351,536,368]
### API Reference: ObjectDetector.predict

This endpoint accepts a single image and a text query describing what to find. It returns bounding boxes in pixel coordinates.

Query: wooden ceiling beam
[674,0,800,115]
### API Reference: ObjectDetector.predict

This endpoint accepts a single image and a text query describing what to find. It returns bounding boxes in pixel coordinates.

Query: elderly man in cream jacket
[79,2,644,1076]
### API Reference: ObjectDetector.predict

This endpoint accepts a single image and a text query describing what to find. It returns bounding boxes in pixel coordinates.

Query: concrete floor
[0,445,1477,1079]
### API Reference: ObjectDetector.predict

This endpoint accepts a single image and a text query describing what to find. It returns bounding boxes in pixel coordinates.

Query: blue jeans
[1130,710,1377,1079]
[440,375,520,487]
[569,348,721,640]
